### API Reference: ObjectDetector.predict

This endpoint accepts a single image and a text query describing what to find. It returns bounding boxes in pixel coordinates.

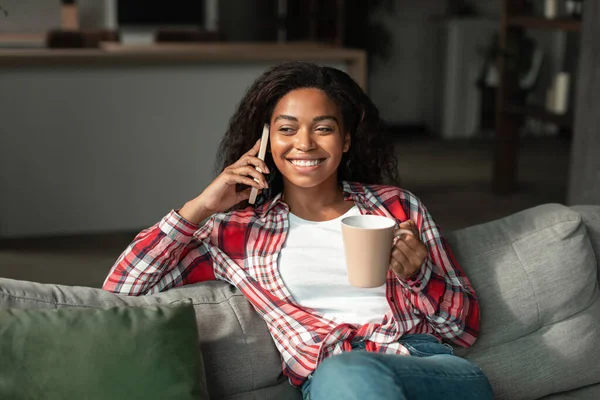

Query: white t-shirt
[278,206,390,325]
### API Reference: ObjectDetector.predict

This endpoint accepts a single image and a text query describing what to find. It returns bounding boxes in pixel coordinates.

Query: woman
[103,62,493,400]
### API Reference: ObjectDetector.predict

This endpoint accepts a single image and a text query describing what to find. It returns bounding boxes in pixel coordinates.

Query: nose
[294,127,317,152]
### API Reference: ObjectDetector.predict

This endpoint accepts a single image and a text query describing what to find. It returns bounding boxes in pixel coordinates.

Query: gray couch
[1,203,599,400]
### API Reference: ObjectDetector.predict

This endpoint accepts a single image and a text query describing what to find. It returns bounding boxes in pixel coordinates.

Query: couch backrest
[0,278,299,399]
[445,204,600,400]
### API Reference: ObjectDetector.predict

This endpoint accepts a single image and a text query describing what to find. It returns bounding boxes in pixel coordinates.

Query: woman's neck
[282,177,353,221]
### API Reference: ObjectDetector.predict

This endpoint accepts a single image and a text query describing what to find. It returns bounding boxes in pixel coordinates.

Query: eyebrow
[273,115,338,123]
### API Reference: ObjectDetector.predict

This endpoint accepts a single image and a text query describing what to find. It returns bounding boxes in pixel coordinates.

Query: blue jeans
[301,334,494,400]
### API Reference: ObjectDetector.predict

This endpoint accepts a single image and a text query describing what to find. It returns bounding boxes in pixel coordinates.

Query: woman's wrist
[178,198,212,224]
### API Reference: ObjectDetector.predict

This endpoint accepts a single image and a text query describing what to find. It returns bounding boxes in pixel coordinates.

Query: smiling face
[269,88,350,191]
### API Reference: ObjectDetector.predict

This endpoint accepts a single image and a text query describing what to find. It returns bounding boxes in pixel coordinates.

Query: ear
[343,132,351,153]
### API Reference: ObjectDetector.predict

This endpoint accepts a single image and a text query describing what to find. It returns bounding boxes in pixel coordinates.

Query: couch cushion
[446,204,600,400]
[0,279,296,399]
[0,302,207,400]
[540,382,600,399]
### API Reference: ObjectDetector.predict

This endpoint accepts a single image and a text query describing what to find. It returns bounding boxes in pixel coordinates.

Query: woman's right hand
[178,139,270,224]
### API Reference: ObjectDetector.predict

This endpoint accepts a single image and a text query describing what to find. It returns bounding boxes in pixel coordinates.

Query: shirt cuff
[396,257,433,293]
[158,209,201,244]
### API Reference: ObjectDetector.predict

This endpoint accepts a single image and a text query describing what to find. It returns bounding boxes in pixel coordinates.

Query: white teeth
[290,159,322,167]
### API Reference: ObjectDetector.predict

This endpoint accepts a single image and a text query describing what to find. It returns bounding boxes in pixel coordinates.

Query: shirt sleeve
[398,196,480,348]
[102,210,216,296]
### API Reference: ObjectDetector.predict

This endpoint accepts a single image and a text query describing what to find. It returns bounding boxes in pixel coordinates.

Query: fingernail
[265,167,270,174]
[256,167,262,173]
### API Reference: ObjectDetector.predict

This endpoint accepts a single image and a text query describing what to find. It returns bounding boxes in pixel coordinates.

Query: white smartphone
[249,124,269,205]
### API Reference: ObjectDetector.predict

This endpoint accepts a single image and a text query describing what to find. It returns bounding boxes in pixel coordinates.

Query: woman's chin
[282,172,339,190]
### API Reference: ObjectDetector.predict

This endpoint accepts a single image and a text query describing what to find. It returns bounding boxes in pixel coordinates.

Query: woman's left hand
[390,220,428,280]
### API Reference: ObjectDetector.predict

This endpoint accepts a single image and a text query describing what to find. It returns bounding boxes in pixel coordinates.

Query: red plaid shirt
[103,181,480,387]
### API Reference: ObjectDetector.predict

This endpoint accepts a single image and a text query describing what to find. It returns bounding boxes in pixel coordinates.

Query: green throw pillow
[0,302,209,400]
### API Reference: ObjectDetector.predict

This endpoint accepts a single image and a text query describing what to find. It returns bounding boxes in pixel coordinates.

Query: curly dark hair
[216,61,399,204]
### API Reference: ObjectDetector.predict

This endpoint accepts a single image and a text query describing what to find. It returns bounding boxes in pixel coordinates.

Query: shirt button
[414,282,421,288]
[409,276,416,282]
[389,296,395,302]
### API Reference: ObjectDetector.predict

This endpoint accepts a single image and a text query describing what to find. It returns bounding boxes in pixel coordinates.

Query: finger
[389,256,403,274]
[394,228,415,239]
[399,219,416,227]
[230,166,268,188]
[398,220,419,236]
[223,172,263,189]
[391,247,411,271]
[398,219,417,230]
[231,153,252,169]
[242,156,271,174]
[390,248,418,279]
[396,240,423,268]
[398,234,424,252]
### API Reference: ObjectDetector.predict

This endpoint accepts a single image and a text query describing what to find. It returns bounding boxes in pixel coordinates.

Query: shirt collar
[257,181,369,218]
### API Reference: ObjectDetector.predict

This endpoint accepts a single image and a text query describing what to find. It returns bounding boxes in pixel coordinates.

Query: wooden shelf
[507,16,581,32]
[493,1,583,195]
[0,43,368,89]
[504,104,573,128]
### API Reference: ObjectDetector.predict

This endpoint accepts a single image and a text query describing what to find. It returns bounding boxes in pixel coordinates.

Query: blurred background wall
[0,0,594,241]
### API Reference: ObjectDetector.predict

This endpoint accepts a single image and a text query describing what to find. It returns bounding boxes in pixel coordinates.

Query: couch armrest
[571,205,600,285]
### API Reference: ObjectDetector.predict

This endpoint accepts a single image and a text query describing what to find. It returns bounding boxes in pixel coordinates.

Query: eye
[316,126,334,133]
[278,126,296,135]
